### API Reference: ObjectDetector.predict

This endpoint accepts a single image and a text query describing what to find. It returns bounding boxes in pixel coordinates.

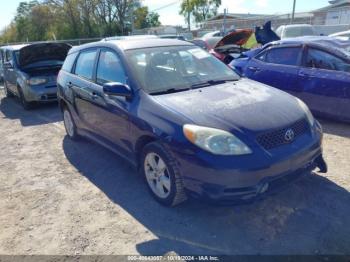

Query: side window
[62,52,78,72]
[75,50,97,80]
[265,47,301,66]
[255,51,267,62]
[306,48,350,73]
[5,51,12,63]
[96,50,126,85]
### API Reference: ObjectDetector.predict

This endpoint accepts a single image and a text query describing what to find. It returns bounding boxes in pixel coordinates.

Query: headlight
[28,77,47,86]
[296,98,315,126]
[183,124,252,156]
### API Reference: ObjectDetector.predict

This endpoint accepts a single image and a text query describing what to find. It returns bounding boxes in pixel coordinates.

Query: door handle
[91,92,99,99]
[298,72,313,78]
[248,66,260,72]
[67,82,73,88]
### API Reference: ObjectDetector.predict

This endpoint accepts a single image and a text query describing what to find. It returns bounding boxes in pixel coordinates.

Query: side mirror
[103,82,133,99]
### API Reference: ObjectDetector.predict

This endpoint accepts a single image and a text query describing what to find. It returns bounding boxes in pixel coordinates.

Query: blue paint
[230,36,350,123]
[58,39,327,204]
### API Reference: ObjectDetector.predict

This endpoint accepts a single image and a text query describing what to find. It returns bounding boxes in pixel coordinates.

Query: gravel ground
[0,86,350,256]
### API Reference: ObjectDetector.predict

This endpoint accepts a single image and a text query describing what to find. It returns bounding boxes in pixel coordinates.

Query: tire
[141,142,187,207]
[3,81,14,98]
[63,106,79,140]
[17,86,33,110]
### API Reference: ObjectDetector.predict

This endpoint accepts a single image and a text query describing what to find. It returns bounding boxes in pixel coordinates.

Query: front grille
[41,94,57,100]
[256,119,309,150]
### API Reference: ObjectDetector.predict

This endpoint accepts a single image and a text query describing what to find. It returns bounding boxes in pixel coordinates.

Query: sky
[0,0,332,30]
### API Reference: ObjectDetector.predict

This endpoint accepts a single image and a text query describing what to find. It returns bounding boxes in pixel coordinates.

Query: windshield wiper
[150,88,190,95]
[190,79,238,89]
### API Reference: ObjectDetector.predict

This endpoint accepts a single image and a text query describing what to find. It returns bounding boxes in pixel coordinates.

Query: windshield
[126,46,239,95]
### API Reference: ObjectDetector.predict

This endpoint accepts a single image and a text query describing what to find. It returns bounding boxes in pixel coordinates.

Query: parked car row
[230,36,350,123]
[1,37,328,207]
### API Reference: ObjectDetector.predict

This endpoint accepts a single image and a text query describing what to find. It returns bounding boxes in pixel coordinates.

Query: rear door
[298,46,350,121]
[89,48,132,155]
[245,45,303,96]
[70,48,99,132]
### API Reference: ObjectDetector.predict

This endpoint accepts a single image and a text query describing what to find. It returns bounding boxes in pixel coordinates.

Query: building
[200,1,350,31]
[315,0,350,25]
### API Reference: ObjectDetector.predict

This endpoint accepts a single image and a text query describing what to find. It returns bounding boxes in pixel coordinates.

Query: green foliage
[0,0,161,43]
[180,0,221,24]
[134,6,161,29]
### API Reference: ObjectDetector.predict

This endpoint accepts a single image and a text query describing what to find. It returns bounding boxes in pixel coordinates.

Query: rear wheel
[63,106,79,140]
[141,142,187,207]
[3,81,14,98]
[17,86,33,110]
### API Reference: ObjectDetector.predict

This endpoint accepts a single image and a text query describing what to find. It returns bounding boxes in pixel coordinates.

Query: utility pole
[187,0,191,31]
[291,0,296,24]
[223,8,227,36]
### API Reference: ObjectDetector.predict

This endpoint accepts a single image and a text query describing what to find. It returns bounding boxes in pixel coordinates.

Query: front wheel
[141,142,187,207]
[63,107,79,140]
[17,86,33,110]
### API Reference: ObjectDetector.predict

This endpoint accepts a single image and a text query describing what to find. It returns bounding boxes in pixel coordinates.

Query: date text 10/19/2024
[127,256,220,261]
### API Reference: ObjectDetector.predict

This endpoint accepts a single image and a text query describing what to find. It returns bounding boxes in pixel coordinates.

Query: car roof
[330,30,350,36]
[1,44,28,51]
[264,36,350,59]
[279,24,314,28]
[269,36,349,48]
[70,38,194,54]
[102,35,159,41]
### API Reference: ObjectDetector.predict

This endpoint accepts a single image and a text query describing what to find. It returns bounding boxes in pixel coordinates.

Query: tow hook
[316,155,328,173]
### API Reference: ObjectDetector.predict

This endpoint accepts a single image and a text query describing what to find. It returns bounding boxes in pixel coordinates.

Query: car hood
[214,29,254,49]
[18,43,71,68]
[152,79,305,136]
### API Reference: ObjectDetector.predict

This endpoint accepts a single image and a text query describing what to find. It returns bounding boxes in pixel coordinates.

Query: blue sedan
[230,36,350,123]
[57,39,327,206]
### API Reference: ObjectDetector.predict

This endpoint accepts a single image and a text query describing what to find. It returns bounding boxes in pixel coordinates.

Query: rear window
[74,50,97,80]
[265,47,301,66]
[306,48,350,73]
[62,52,78,72]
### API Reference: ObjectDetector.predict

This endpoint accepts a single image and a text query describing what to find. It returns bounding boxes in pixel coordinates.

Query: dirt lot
[0,85,350,256]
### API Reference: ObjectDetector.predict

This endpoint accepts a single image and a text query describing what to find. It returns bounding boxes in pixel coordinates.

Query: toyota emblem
[285,129,295,142]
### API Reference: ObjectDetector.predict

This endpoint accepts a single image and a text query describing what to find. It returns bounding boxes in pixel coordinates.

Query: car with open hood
[193,22,280,65]
[57,38,327,207]
[3,42,71,109]
[230,36,350,123]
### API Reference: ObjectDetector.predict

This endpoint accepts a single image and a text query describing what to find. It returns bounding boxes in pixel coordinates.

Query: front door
[89,49,132,155]
[245,45,303,96]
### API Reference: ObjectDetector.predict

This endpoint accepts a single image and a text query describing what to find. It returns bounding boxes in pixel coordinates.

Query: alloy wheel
[144,152,171,199]
[63,109,75,138]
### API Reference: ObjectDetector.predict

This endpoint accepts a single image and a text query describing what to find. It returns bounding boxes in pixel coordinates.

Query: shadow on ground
[318,118,350,139]
[62,136,350,255]
[0,95,62,127]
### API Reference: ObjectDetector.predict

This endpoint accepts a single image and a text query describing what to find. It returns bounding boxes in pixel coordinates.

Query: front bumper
[23,83,58,102]
[169,129,326,204]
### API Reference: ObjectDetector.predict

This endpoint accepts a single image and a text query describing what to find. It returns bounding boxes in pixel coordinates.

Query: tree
[134,6,161,29]
[147,12,161,28]
[180,0,221,26]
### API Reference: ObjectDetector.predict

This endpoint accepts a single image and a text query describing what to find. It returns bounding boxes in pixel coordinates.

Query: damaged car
[230,36,350,122]
[208,29,258,64]
[58,38,327,207]
[3,43,71,109]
